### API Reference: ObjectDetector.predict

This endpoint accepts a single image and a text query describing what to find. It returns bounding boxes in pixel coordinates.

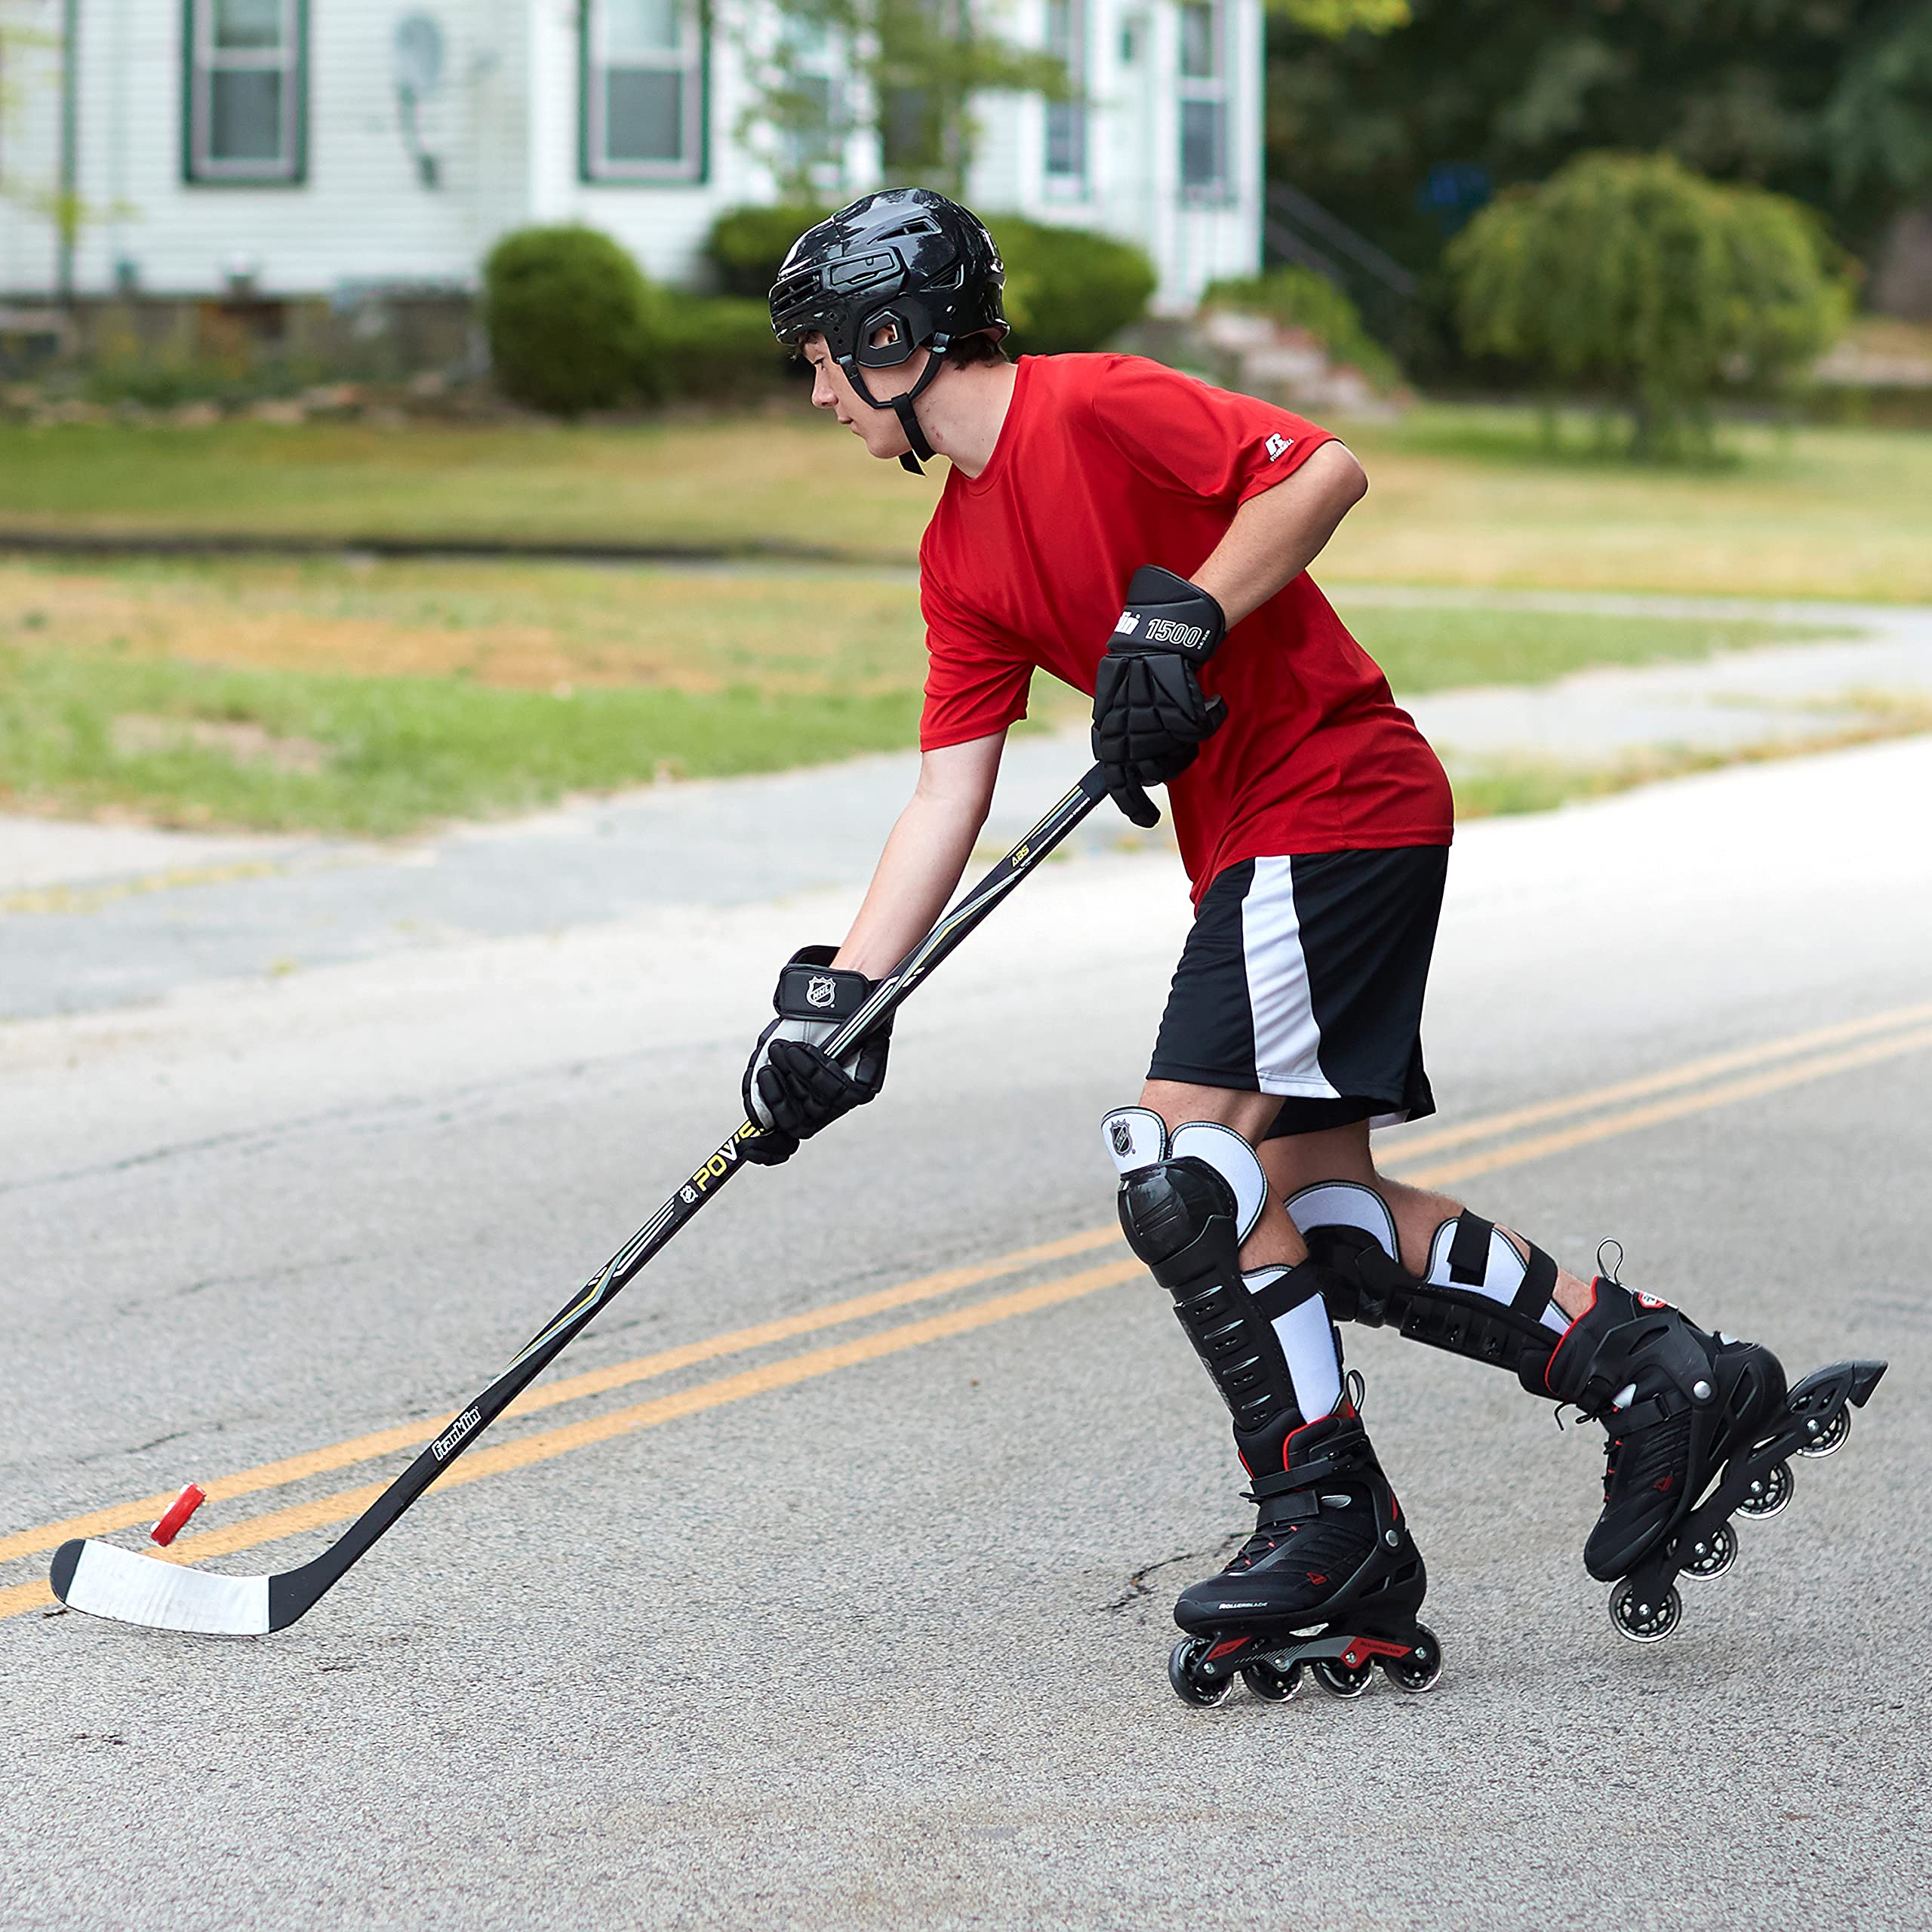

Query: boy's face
[801,329,928,462]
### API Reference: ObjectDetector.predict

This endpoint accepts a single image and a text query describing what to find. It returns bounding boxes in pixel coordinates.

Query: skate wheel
[1798,1407,1852,1459]
[1608,1580,1681,1644]
[1384,1623,1445,1694]
[1679,1520,1738,1582]
[1168,1637,1235,1709]
[1241,1660,1302,1703]
[1311,1656,1377,1700]
[1735,1459,1793,1519]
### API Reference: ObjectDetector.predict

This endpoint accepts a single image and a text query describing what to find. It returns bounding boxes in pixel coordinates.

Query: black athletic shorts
[1146,847,1448,1138]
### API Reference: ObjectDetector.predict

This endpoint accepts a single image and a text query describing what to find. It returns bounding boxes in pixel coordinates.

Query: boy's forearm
[1189,441,1367,628]
[833,754,998,977]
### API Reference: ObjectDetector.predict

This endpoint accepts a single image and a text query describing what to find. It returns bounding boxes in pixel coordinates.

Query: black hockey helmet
[768,187,1008,472]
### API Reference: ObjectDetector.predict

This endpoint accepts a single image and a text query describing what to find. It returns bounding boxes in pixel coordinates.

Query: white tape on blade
[66,1540,270,1635]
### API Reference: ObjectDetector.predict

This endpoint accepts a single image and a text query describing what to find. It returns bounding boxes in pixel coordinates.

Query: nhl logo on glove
[1110,1118,1134,1157]
[807,975,838,1009]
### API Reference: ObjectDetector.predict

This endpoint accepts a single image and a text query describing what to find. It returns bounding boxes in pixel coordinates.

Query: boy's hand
[1091,566,1227,827]
[741,946,893,1166]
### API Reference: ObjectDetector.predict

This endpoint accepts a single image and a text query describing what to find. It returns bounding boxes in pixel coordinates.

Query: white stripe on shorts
[1239,856,1340,1100]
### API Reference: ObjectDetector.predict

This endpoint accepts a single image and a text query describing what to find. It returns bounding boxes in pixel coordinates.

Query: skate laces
[1603,1411,1690,1507]
[1227,1526,1287,1572]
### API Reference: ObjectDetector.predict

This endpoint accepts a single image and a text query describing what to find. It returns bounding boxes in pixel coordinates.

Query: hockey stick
[51,764,1113,1635]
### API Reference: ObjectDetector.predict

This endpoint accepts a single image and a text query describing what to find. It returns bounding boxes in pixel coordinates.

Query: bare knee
[1139,1078,1281,1146]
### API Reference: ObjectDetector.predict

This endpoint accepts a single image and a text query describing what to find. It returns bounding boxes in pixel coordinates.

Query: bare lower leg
[1257,1120,1596,1319]
[1138,1078,1308,1272]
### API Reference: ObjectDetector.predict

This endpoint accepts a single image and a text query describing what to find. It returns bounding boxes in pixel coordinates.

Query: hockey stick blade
[51,1538,269,1635]
[49,764,1112,1635]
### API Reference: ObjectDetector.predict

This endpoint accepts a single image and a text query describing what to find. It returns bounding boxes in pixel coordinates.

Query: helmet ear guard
[841,331,952,474]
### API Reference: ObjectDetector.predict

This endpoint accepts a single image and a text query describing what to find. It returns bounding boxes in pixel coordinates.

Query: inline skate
[1167,1398,1441,1706]
[1545,1276,1887,1642]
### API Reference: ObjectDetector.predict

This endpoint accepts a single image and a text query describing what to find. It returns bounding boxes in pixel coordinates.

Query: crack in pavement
[1100,1531,1247,1614]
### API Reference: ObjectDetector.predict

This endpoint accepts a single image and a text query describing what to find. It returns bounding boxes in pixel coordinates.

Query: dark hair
[947,330,1011,368]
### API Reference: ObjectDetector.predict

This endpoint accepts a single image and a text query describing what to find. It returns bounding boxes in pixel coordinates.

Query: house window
[1177,0,1228,198]
[184,0,305,183]
[584,0,706,182]
[1044,0,1086,186]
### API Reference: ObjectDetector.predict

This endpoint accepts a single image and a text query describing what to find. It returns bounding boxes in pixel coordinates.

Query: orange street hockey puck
[149,1484,207,1546]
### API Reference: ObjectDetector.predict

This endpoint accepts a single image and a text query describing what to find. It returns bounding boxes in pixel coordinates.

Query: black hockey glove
[1091,565,1228,828]
[740,946,893,1167]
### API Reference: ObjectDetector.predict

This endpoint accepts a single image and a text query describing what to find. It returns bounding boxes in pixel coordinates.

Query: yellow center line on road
[1398,1022,1932,1192]
[0,1223,1124,1567]
[5,999,1930,1628]
[0,1258,1147,1622]
[1385,1000,1932,1163]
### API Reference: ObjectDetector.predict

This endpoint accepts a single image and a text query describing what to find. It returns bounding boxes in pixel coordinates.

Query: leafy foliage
[1447,153,1854,453]
[482,226,660,416]
[1265,0,1932,279]
[659,296,792,401]
[702,205,1154,357]
[724,0,1069,201]
[995,219,1157,355]
[706,203,835,300]
[1269,0,1410,33]
[1200,266,1404,390]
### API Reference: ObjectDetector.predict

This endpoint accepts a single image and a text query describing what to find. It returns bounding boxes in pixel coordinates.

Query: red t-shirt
[918,353,1453,899]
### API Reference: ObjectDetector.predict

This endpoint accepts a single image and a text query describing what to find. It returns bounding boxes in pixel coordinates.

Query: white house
[0,1,1260,323]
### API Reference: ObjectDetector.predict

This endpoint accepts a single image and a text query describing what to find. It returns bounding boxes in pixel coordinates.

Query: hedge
[700,204,1155,358]
[482,225,660,415]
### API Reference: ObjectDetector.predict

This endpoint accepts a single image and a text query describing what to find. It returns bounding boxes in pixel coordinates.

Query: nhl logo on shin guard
[807,976,837,1009]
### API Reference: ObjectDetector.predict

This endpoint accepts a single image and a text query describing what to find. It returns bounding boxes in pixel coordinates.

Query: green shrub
[706,204,835,300]
[1199,266,1404,392]
[483,225,659,416]
[1446,152,1854,457]
[659,295,790,401]
[702,203,1155,359]
[994,217,1157,355]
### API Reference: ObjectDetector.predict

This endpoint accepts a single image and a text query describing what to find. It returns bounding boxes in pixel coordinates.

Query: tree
[1447,152,1854,454]
[727,0,1069,199]
[1266,0,1932,272]
[731,0,1413,200]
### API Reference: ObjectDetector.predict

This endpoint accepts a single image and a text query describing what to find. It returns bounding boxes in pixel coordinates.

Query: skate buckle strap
[1571,1371,1676,1432]
[1241,1476,1320,1520]
[1247,1441,1367,1497]
[1605,1392,1672,1432]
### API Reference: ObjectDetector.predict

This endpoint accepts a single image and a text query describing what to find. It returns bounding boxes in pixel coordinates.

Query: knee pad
[1103,1108,1340,1432]
[1287,1180,1561,1382]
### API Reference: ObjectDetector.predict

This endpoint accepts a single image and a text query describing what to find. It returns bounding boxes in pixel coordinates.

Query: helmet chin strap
[841,335,951,475]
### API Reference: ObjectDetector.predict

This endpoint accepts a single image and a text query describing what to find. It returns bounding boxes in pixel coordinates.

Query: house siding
[2,0,1261,309]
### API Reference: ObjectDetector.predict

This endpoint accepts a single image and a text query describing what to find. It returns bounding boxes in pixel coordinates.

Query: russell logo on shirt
[1265,432,1294,461]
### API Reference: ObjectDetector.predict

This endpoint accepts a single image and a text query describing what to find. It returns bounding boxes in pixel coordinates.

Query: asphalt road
[3,737,1930,1931]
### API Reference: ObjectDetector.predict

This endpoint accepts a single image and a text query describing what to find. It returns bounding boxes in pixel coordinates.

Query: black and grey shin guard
[1287,1181,1563,1391]
[1104,1109,1342,1460]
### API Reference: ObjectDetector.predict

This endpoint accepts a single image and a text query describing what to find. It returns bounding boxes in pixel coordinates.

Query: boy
[738,188,1876,1701]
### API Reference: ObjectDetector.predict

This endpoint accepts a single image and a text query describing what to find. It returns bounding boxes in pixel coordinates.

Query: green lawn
[0,641,923,836]
[0,416,938,563]
[0,550,1843,832]
[3,403,1930,601]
